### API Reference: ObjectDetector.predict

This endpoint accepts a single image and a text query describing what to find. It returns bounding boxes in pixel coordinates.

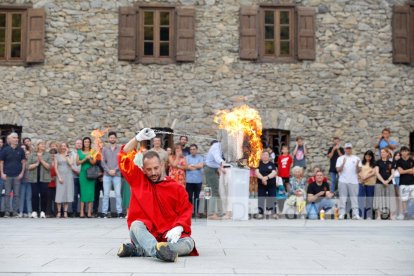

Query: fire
[214,105,263,168]
[90,128,108,161]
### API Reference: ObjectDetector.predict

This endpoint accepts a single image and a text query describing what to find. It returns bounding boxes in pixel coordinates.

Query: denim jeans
[306,198,334,220]
[31,182,48,213]
[102,175,122,214]
[4,176,21,213]
[19,182,32,214]
[129,220,194,257]
[358,184,375,219]
[330,172,338,192]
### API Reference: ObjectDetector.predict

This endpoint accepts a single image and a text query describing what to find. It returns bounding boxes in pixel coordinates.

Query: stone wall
[0,0,413,172]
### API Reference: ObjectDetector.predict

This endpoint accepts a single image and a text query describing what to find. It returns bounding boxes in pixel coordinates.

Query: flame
[214,105,263,168]
[90,128,108,161]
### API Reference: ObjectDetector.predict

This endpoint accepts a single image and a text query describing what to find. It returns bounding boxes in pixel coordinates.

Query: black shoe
[117,243,139,257]
[118,213,125,218]
[155,242,178,262]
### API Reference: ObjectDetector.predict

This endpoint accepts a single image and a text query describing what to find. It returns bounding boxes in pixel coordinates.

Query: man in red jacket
[117,128,198,262]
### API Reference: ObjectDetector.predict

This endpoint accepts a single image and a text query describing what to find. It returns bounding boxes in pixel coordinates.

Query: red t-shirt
[49,165,56,188]
[307,175,328,185]
[277,154,292,178]
[118,147,198,256]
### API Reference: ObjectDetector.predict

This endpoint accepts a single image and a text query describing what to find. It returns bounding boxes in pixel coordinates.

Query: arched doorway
[0,124,23,144]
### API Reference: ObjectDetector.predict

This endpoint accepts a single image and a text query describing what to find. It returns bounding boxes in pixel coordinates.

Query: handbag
[86,165,100,179]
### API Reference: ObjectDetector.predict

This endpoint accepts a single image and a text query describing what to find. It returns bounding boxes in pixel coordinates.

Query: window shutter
[297,7,316,61]
[118,6,137,61]
[26,8,45,63]
[392,5,411,64]
[239,6,258,60]
[176,6,196,62]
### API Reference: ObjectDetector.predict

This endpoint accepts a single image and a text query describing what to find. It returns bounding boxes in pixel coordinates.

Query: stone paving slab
[0,218,413,275]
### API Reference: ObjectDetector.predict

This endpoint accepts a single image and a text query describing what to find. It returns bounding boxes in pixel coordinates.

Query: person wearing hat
[336,143,362,220]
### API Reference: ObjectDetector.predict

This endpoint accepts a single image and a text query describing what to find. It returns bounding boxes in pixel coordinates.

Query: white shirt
[336,154,362,185]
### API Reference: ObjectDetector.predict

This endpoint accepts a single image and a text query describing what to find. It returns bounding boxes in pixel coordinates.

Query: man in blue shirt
[0,133,26,217]
[376,128,398,153]
[204,140,225,220]
[185,144,204,217]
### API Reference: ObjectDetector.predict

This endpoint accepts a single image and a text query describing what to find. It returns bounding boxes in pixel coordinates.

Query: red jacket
[118,147,198,256]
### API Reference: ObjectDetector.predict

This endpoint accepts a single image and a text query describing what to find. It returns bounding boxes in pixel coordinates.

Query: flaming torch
[90,128,108,161]
[214,105,263,168]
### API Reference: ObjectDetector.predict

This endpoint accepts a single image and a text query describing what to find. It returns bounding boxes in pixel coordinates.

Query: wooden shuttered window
[176,6,196,62]
[392,5,413,64]
[26,8,45,63]
[240,6,258,60]
[118,6,137,61]
[240,5,316,62]
[296,7,316,60]
[118,5,196,63]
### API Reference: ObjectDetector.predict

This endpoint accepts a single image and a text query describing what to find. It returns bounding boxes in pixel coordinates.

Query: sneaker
[118,213,125,218]
[338,214,345,220]
[31,212,38,218]
[17,213,23,218]
[3,212,10,218]
[352,215,362,220]
[23,213,29,218]
[40,211,46,218]
[254,214,264,219]
[117,243,139,257]
[397,214,405,220]
[155,242,178,262]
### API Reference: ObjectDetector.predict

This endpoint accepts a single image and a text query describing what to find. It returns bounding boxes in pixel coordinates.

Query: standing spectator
[168,144,187,187]
[101,132,123,218]
[22,137,34,153]
[93,141,105,217]
[70,139,82,217]
[185,144,204,216]
[286,166,307,218]
[47,146,58,218]
[0,133,26,217]
[396,146,414,219]
[205,140,225,220]
[266,147,276,163]
[150,137,168,173]
[306,171,334,220]
[277,145,292,192]
[179,136,190,157]
[327,137,344,192]
[392,151,404,219]
[27,141,51,218]
[358,150,377,219]
[18,145,32,218]
[375,128,398,153]
[54,142,74,218]
[374,149,396,220]
[336,143,362,220]
[292,137,308,170]
[255,151,277,219]
[76,137,96,218]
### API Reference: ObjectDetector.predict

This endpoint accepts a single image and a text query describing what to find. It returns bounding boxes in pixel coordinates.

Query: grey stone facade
[0,0,413,171]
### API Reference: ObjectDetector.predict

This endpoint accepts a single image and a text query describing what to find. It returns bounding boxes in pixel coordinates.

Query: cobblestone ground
[0,218,413,275]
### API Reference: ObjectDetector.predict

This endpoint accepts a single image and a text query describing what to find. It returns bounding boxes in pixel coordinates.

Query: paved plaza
[0,218,413,276]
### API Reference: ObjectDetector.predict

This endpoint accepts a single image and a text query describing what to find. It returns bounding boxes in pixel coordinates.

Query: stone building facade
[0,0,413,171]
